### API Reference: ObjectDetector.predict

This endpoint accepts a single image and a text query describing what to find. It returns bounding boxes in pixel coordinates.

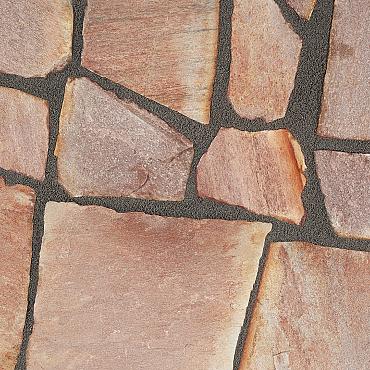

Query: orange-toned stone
[286,0,316,19]
[240,241,370,370]
[82,0,219,124]
[0,0,73,77]
[228,0,302,122]
[197,128,306,224]
[0,178,35,370]
[56,78,193,200]
[0,87,49,180]
[27,202,271,369]
[315,151,370,239]
[317,0,370,140]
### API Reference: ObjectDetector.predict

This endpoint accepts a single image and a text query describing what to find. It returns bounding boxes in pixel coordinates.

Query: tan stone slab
[0,0,72,77]
[0,178,35,370]
[240,241,370,370]
[317,0,370,140]
[82,0,219,124]
[0,87,49,180]
[286,0,316,19]
[228,0,301,122]
[315,151,370,239]
[197,128,306,224]
[27,202,271,370]
[56,77,193,200]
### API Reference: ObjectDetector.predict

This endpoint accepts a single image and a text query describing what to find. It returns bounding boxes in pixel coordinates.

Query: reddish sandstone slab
[197,128,306,224]
[0,178,35,370]
[286,0,316,19]
[240,242,370,370]
[0,0,72,77]
[56,78,193,200]
[228,0,301,122]
[315,151,370,239]
[27,202,271,370]
[317,0,370,140]
[0,87,49,180]
[82,0,219,124]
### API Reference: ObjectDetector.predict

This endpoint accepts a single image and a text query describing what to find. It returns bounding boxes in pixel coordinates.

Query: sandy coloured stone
[315,151,370,239]
[240,241,370,370]
[56,78,193,200]
[317,0,370,140]
[228,0,302,122]
[286,0,316,19]
[0,87,49,180]
[0,178,35,370]
[27,202,271,369]
[0,0,73,77]
[197,128,306,224]
[82,0,219,124]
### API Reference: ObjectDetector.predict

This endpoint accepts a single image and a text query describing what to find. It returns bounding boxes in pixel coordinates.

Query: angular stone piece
[315,151,370,239]
[82,0,219,124]
[240,242,370,370]
[317,0,370,140]
[56,78,193,200]
[27,202,271,370]
[0,178,35,370]
[228,0,302,122]
[197,128,306,224]
[286,0,316,19]
[0,87,49,180]
[0,0,73,77]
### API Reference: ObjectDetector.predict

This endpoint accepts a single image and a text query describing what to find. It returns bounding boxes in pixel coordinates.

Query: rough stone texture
[286,0,316,19]
[0,87,49,180]
[197,128,306,224]
[82,0,219,124]
[0,178,35,370]
[317,0,370,140]
[240,241,370,370]
[27,202,271,370]
[56,78,193,200]
[0,0,73,77]
[228,0,302,122]
[315,151,370,239]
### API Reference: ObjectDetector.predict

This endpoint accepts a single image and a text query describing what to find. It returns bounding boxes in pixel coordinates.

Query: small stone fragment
[27,202,271,369]
[286,0,316,19]
[240,241,370,370]
[315,151,370,239]
[0,178,35,370]
[56,78,193,200]
[0,0,73,77]
[82,0,219,124]
[197,128,306,224]
[317,0,370,140]
[0,87,49,180]
[228,0,302,122]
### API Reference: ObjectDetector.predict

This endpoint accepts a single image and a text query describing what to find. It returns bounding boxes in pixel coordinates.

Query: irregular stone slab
[0,0,73,77]
[315,151,370,239]
[82,0,219,124]
[240,241,370,370]
[56,78,193,200]
[228,0,302,122]
[27,202,271,370]
[0,87,49,180]
[286,0,316,19]
[317,0,370,140]
[197,128,306,224]
[0,178,35,370]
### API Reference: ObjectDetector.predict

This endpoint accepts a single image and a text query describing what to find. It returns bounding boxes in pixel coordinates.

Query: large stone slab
[27,202,271,369]
[0,178,35,370]
[240,241,370,370]
[317,0,370,140]
[82,0,219,124]
[197,128,306,224]
[228,0,301,122]
[315,150,370,239]
[56,78,193,200]
[0,87,49,180]
[0,0,72,77]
